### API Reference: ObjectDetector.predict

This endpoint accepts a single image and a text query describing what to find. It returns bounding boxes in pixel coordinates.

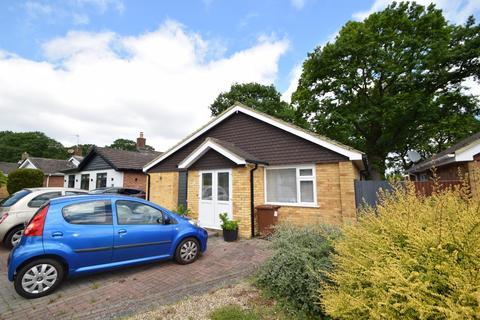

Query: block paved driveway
[0,237,270,320]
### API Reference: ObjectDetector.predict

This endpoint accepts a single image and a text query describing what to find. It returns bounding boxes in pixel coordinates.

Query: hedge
[7,169,44,194]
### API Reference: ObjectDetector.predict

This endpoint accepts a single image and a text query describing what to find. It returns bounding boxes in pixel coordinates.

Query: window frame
[27,191,62,208]
[115,199,170,225]
[80,174,90,190]
[62,200,113,225]
[96,172,107,189]
[68,175,75,188]
[264,165,318,207]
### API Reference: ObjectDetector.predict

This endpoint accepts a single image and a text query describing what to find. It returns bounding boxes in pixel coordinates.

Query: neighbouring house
[0,161,18,198]
[18,154,78,187]
[143,103,366,239]
[63,134,160,191]
[407,132,480,190]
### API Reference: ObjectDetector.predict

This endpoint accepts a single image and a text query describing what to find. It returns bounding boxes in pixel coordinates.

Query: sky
[0,0,479,151]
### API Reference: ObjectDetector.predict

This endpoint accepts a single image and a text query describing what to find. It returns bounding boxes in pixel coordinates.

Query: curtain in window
[266,168,297,203]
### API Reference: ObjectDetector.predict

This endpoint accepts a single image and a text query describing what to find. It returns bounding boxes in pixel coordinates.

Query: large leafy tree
[108,139,155,152]
[0,131,69,163]
[293,2,480,179]
[210,82,297,123]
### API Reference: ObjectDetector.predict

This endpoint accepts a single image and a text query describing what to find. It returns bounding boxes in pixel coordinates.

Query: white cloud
[291,0,306,10]
[281,64,302,103]
[0,20,288,150]
[353,0,480,24]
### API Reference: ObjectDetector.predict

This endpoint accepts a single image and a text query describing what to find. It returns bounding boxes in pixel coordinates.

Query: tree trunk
[367,153,386,180]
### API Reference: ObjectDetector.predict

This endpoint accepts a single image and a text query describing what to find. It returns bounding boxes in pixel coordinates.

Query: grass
[210,305,259,320]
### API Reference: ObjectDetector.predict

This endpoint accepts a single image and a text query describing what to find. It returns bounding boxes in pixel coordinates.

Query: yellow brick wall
[232,166,253,238]
[187,170,199,220]
[339,161,358,224]
[148,172,179,211]
[467,161,480,197]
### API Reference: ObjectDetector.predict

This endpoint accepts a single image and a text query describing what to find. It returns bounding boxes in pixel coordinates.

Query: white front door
[198,169,232,229]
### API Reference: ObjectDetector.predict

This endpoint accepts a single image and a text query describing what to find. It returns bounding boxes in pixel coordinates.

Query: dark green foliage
[175,204,191,216]
[219,212,239,231]
[293,2,480,178]
[0,131,68,162]
[210,82,298,123]
[256,224,338,318]
[210,305,259,320]
[108,139,155,152]
[7,169,44,194]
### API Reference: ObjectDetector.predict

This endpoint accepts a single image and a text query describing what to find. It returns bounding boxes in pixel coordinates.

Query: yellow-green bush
[322,183,480,319]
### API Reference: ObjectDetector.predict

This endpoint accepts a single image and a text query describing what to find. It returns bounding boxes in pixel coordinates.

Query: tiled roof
[0,161,18,175]
[28,157,75,175]
[206,137,266,164]
[88,147,161,171]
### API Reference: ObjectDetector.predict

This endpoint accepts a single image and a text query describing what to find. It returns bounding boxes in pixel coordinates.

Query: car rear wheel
[14,258,64,299]
[4,226,23,249]
[174,238,200,265]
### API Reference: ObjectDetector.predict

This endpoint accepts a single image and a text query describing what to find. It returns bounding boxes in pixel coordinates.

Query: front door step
[204,228,220,237]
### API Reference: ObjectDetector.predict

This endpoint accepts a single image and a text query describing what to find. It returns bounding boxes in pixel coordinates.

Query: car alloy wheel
[22,264,58,294]
[180,240,198,262]
[11,229,23,247]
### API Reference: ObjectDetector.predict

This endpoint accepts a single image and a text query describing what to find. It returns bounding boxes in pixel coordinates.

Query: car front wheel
[174,238,200,265]
[14,258,64,299]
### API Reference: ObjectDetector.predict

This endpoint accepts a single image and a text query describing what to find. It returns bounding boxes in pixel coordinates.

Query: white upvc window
[264,165,317,207]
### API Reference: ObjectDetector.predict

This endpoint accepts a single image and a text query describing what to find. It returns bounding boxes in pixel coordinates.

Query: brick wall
[123,172,148,191]
[148,172,179,211]
[187,170,199,219]
[232,166,253,238]
[43,176,64,187]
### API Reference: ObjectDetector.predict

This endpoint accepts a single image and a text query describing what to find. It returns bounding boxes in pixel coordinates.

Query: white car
[0,187,88,248]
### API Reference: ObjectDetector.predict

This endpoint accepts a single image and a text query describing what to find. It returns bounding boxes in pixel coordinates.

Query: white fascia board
[178,140,246,169]
[144,105,362,172]
[455,141,480,162]
[19,159,36,169]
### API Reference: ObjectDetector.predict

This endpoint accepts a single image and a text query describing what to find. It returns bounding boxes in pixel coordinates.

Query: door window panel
[96,173,107,188]
[68,175,75,188]
[201,173,212,200]
[116,200,164,225]
[217,172,229,201]
[62,200,112,225]
[28,192,62,208]
[81,174,90,190]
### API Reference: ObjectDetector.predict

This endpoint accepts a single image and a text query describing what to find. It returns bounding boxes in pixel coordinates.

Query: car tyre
[4,226,24,249]
[14,258,64,299]
[174,238,200,265]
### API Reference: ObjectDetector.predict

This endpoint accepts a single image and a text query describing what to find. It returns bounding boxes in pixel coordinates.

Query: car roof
[48,194,150,205]
[26,187,88,192]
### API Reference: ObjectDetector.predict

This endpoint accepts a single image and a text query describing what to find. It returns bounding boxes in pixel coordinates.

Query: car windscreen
[0,189,32,207]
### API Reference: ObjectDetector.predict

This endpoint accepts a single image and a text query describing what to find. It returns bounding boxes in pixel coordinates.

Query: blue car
[7,195,208,299]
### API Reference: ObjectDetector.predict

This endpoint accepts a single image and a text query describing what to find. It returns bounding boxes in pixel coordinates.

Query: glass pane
[201,173,212,200]
[266,169,297,203]
[28,192,62,208]
[300,180,314,203]
[217,172,229,201]
[62,200,112,225]
[116,200,163,225]
[299,168,313,176]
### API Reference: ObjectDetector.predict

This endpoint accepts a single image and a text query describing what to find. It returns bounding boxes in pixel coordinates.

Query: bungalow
[18,154,78,187]
[407,132,480,186]
[144,103,365,239]
[64,135,160,191]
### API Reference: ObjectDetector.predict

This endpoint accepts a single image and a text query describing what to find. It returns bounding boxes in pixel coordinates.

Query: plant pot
[222,229,238,242]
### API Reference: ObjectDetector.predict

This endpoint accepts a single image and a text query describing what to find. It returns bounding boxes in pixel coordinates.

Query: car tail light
[0,212,8,224]
[24,205,49,237]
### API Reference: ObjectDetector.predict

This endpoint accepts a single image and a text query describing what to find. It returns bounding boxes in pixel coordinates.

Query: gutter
[146,173,151,201]
[248,159,268,238]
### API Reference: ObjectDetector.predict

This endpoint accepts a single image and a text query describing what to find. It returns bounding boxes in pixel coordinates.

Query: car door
[44,200,114,269]
[112,199,175,262]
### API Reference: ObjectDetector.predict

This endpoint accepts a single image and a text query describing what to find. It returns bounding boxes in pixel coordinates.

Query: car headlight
[188,219,198,226]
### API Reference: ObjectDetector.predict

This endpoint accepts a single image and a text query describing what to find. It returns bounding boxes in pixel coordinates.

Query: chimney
[137,132,146,150]
[21,152,29,161]
[74,145,83,157]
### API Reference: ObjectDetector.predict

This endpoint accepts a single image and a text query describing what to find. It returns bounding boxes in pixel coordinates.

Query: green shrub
[0,170,7,188]
[219,212,239,231]
[322,183,480,319]
[175,204,191,216]
[256,224,338,318]
[7,169,44,194]
[210,305,259,320]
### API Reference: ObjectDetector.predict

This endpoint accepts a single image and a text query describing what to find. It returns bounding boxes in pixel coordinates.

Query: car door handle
[52,232,63,238]
[118,229,127,235]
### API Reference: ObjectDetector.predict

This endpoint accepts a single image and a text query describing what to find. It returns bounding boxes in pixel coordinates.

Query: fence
[354,180,464,209]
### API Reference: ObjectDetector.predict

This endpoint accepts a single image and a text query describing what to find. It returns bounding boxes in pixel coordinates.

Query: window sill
[264,202,319,208]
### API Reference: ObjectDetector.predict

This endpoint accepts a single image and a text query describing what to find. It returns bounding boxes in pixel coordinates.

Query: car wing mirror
[162,215,171,225]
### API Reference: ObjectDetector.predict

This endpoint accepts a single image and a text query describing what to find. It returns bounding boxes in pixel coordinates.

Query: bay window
[265,166,316,206]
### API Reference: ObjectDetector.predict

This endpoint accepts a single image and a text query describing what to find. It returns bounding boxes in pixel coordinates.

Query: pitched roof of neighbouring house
[408,132,480,173]
[144,103,364,172]
[22,157,75,175]
[0,161,18,175]
[71,146,162,172]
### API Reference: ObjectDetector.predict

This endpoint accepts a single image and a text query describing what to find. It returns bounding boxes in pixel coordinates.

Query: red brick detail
[123,171,148,191]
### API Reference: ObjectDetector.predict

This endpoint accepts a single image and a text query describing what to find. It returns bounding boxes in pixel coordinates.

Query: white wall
[64,169,124,191]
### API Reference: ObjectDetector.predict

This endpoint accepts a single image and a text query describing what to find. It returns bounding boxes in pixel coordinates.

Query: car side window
[28,192,62,208]
[62,200,112,225]
[116,200,164,225]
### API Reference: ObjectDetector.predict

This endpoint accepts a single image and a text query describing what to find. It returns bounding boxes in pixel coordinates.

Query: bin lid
[255,204,281,210]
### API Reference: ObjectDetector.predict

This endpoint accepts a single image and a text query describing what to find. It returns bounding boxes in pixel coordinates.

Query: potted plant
[219,212,239,242]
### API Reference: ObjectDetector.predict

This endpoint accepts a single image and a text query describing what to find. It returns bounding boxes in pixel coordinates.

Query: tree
[0,131,69,163]
[293,2,480,179]
[210,83,298,123]
[7,169,44,194]
[108,139,155,152]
